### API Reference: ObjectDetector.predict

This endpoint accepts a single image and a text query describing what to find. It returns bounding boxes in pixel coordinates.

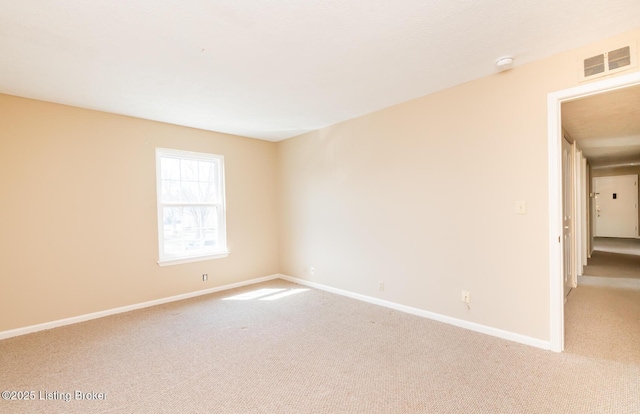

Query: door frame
[548,70,640,352]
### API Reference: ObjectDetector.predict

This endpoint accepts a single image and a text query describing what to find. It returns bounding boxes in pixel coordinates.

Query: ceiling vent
[579,42,637,81]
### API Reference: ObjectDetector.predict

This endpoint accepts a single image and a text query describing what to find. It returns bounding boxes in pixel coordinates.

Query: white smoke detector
[495,56,514,71]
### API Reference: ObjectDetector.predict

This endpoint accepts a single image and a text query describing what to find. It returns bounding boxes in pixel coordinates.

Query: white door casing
[548,70,640,353]
[594,175,638,238]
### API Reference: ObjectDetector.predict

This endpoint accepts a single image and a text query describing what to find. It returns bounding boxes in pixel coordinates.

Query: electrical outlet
[461,290,470,304]
[202,274,208,282]
[309,267,315,276]
[378,281,384,291]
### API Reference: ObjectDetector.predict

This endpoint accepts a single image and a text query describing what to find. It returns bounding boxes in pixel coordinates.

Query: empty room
[1,1,639,413]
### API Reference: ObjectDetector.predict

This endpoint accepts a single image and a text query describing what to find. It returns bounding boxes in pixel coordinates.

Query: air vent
[607,46,631,70]
[579,42,637,81]
[583,54,605,77]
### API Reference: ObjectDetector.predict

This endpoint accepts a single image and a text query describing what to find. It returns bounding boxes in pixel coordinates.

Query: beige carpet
[583,251,640,279]
[592,237,640,256]
[1,279,639,413]
[564,285,640,365]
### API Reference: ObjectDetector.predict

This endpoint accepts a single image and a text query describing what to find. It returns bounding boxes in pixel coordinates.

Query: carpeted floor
[583,251,640,279]
[1,279,639,413]
[564,285,640,365]
[592,237,640,256]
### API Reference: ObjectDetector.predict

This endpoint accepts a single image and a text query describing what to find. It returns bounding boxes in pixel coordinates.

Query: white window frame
[156,148,228,266]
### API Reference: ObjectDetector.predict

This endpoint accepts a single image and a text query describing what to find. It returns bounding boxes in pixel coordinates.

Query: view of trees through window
[159,155,220,256]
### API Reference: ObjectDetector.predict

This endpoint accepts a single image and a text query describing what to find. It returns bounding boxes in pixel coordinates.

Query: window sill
[157,251,229,267]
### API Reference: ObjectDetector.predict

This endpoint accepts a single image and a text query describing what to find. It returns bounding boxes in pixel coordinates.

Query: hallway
[565,237,640,364]
[579,237,640,289]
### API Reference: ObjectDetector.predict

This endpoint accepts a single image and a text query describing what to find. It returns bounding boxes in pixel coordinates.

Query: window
[156,148,228,266]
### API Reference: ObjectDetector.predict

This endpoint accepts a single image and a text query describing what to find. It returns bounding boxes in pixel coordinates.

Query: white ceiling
[562,84,640,168]
[1,1,640,141]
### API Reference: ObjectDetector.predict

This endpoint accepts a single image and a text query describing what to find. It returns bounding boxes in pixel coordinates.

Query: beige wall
[0,95,279,332]
[277,28,640,341]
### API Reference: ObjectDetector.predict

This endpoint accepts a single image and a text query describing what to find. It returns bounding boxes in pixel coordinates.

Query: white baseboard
[2,273,551,351]
[0,274,280,341]
[279,274,551,351]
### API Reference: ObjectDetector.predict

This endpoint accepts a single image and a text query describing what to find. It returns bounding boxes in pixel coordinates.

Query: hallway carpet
[583,251,640,279]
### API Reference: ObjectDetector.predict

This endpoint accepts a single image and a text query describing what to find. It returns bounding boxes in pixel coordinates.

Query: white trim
[279,274,550,350]
[157,251,230,267]
[547,70,640,353]
[548,92,564,352]
[0,274,279,341]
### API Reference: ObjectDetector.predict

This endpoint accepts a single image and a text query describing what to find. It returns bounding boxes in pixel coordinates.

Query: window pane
[163,207,184,254]
[161,180,180,203]
[180,159,198,181]
[203,229,217,248]
[203,206,217,228]
[183,227,199,242]
[164,231,184,255]
[181,182,200,203]
[186,206,215,230]
[199,161,214,182]
[161,157,180,180]
[182,209,197,229]
[163,207,183,232]
[162,206,216,254]
[199,182,216,203]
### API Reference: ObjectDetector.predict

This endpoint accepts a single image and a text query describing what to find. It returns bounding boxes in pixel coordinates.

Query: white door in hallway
[594,175,638,238]
[562,138,573,298]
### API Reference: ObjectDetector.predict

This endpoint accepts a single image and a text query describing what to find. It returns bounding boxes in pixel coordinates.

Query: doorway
[548,70,640,352]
